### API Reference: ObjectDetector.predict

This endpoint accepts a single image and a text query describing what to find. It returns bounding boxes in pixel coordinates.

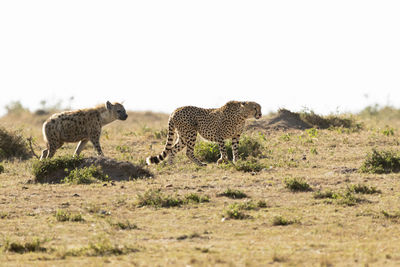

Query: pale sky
[1,1,399,116]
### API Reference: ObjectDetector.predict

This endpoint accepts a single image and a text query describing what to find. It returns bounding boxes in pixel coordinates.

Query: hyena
[40,101,128,160]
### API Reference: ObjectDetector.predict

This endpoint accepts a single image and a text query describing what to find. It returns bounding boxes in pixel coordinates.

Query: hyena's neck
[99,108,115,126]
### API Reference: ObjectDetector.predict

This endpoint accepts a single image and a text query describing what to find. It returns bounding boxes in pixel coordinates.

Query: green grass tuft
[195,135,264,163]
[234,158,265,173]
[55,209,84,222]
[0,127,31,160]
[32,155,84,183]
[360,149,400,174]
[346,184,381,194]
[3,238,47,253]
[271,215,297,226]
[62,165,109,184]
[284,177,312,192]
[217,188,248,199]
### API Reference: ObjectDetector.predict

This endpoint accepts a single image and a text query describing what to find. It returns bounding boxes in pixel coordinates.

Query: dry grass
[1,109,400,266]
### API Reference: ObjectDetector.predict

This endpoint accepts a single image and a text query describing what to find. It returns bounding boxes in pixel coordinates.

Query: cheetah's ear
[106,101,113,110]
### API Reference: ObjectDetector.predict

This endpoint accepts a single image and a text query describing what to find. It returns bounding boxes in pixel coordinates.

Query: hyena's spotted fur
[146,101,262,166]
[40,101,128,160]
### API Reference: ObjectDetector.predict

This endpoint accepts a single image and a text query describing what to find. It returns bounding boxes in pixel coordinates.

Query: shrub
[346,184,381,194]
[55,209,84,222]
[313,190,337,199]
[136,189,183,208]
[0,127,31,160]
[195,135,264,163]
[360,149,400,174]
[184,193,210,203]
[62,165,109,184]
[3,238,47,253]
[32,156,84,183]
[224,203,250,220]
[234,158,265,173]
[0,164,4,174]
[111,220,138,230]
[217,188,248,199]
[272,215,296,226]
[284,177,312,192]
[194,142,220,163]
[300,109,360,130]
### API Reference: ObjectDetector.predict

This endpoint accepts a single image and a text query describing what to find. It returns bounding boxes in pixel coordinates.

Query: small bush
[55,209,84,222]
[0,164,4,174]
[382,127,395,136]
[360,149,400,174]
[224,203,250,220]
[284,177,312,192]
[0,127,31,160]
[62,165,108,184]
[64,237,138,257]
[346,184,381,194]
[313,190,337,199]
[272,215,296,226]
[381,210,400,220]
[136,189,183,208]
[300,109,360,130]
[195,135,264,163]
[217,188,248,199]
[184,193,210,203]
[112,220,138,230]
[235,158,265,173]
[3,238,47,253]
[32,156,84,183]
[194,142,220,163]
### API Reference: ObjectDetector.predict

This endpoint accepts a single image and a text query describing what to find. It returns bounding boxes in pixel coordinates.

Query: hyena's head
[106,101,128,121]
[241,101,262,120]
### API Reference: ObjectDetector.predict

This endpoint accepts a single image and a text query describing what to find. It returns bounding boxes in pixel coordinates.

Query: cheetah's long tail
[146,119,175,165]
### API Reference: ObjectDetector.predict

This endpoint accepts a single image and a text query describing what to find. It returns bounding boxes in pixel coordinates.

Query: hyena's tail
[146,119,175,165]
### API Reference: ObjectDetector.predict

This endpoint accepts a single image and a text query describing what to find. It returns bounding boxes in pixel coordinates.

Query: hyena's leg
[185,131,206,166]
[167,134,186,165]
[48,141,63,158]
[90,135,103,156]
[40,149,49,160]
[74,139,89,156]
[231,135,240,163]
[216,138,228,165]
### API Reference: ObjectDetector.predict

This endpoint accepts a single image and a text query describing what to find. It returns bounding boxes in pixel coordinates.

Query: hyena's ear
[105,101,113,110]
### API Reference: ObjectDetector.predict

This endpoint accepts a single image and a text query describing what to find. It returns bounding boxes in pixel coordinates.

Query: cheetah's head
[106,101,128,121]
[242,101,262,120]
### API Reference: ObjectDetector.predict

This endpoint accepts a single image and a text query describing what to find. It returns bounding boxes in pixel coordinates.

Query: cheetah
[40,101,128,160]
[146,101,262,166]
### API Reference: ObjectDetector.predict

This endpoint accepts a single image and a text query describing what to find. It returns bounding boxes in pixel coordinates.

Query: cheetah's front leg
[216,138,228,165]
[232,135,240,163]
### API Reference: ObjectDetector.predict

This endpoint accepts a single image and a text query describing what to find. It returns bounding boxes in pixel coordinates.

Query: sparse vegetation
[2,238,47,253]
[32,155,84,183]
[0,127,31,160]
[55,209,84,222]
[284,177,312,192]
[136,189,209,208]
[2,105,400,266]
[346,184,381,194]
[234,158,265,172]
[360,149,400,174]
[217,188,248,199]
[62,165,109,184]
[195,135,264,163]
[272,215,297,226]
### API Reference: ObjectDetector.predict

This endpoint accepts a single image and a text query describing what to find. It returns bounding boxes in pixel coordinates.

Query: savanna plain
[1,103,400,266]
